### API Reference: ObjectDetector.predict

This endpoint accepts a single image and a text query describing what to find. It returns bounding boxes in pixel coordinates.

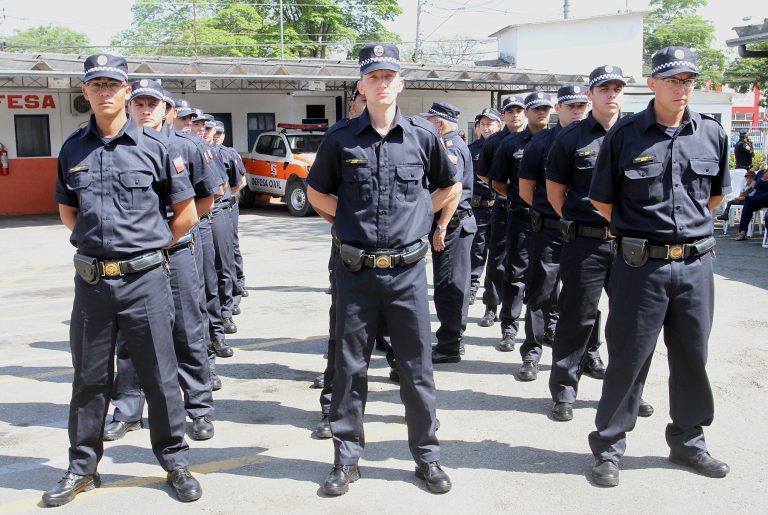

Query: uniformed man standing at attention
[546,68,654,424]
[103,80,218,443]
[476,97,526,330]
[517,85,589,378]
[45,54,202,506]
[489,91,553,378]
[307,43,460,496]
[588,47,730,487]
[420,101,477,363]
[468,108,502,306]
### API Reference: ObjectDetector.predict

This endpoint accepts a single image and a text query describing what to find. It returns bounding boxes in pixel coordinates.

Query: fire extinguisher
[0,143,9,176]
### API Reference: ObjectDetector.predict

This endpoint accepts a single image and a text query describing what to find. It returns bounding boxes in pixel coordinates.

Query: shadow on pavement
[0,365,72,384]
[0,401,68,427]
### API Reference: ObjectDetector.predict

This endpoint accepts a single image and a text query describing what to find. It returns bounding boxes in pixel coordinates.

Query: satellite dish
[73,94,91,114]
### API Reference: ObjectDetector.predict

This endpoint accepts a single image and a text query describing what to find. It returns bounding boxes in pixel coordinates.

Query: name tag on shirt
[69,165,89,173]
[632,155,656,164]
[344,158,368,165]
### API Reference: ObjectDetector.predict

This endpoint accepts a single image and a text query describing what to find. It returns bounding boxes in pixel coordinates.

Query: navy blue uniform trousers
[200,214,224,344]
[518,225,561,362]
[481,202,508,312]
[589,253,715,463]
[469,205,492,295]
[330,256,439,465]
[499,211,532,339]
[68,266,188,475]
[211,203,236,318]
[549,237,607,404]
[432,222,475,355]
[230,199,245,305]
[320,243,394,415]
[112,237,214,421]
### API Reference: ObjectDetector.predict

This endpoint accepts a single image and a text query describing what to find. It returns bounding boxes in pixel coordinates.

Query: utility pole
[413,0,424,62]
[563,0,570,19]
[192,0,198,57]
[279,0,285,59]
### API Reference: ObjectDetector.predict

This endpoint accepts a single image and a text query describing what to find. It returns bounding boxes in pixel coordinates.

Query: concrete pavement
[0,206,766,514]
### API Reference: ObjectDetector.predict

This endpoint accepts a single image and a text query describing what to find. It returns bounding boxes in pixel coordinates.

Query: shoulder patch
[173,156,187,173]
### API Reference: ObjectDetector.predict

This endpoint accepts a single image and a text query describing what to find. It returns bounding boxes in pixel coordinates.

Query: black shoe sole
[42,477,101,507]
[668,454,729,478]
[432,356,461,364]
[214,349,234,358]
[592,473,619,487]
[315,430,332,439]
[552,409,573,422]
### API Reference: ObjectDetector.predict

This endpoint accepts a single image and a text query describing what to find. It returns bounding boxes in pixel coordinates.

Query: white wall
[496,13,645,79]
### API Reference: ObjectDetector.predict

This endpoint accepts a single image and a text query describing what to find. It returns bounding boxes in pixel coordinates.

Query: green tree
[111,0,402,58]
[4,25,91,53]
[725,40,768,107]
[643,0,725,85]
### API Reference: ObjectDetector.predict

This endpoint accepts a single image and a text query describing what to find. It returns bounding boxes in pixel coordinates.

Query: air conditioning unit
[71,94,91,115]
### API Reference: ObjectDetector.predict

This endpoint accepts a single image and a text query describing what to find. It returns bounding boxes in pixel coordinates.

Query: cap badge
[537,92,544,98]
[97,55,108,66]
[604,65,613,73]
[373,45,384,57]
[573,86,580,93]
[674,49,685,59]
[140,79,148,87]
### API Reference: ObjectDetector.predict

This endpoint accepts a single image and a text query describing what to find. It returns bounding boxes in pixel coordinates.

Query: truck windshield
[286,134,324,153]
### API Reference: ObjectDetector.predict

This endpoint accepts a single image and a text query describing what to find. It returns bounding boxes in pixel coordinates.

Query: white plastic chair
[724,206,764,237]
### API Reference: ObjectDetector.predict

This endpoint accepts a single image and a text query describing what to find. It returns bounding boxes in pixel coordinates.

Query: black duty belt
[576,225,613,240]
[338,240,429,272]
[199,212,212,222]
[215,197,232,208]
[73,250,165,283]
[166,232,195,254]
[508,204,530,216]
[495,198,508,211]
[542,218,560,230]
[448,209,473,229]
[619,236,716,261]
[471,195,495,208]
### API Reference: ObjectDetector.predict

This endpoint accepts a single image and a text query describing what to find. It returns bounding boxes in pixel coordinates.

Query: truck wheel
[285,179,314,217]
[239,186,255,208]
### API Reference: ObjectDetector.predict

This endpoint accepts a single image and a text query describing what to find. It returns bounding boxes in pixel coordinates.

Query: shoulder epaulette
[699,112,724,128]
[62,127,85,146]
[142,126,170,147]
[326,118,351,136]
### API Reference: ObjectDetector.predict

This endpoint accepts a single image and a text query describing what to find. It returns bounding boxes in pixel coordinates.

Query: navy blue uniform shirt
[55,116,194,259]
[487,127,533,208]
[439,131,473,212]
[203,141,230,200]
[546,113,609,226]
[307,108,455,249]
[162,125,220,199]
[589,100,729,243]
[469,137,494,199]
[518,124,562,218]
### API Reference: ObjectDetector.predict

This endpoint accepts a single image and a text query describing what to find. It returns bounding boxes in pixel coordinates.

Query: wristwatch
[436,223,447,233]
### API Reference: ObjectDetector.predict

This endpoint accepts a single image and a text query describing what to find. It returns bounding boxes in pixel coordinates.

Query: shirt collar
[641,99,698,134]
[83,114,139,144]
[355,107,407,137]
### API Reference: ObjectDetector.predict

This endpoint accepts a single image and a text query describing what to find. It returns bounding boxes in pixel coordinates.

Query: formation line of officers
[45,41,730,505]
[46,54,247,506]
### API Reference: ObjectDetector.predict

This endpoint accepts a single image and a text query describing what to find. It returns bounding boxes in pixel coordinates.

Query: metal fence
[730,126,768,154]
